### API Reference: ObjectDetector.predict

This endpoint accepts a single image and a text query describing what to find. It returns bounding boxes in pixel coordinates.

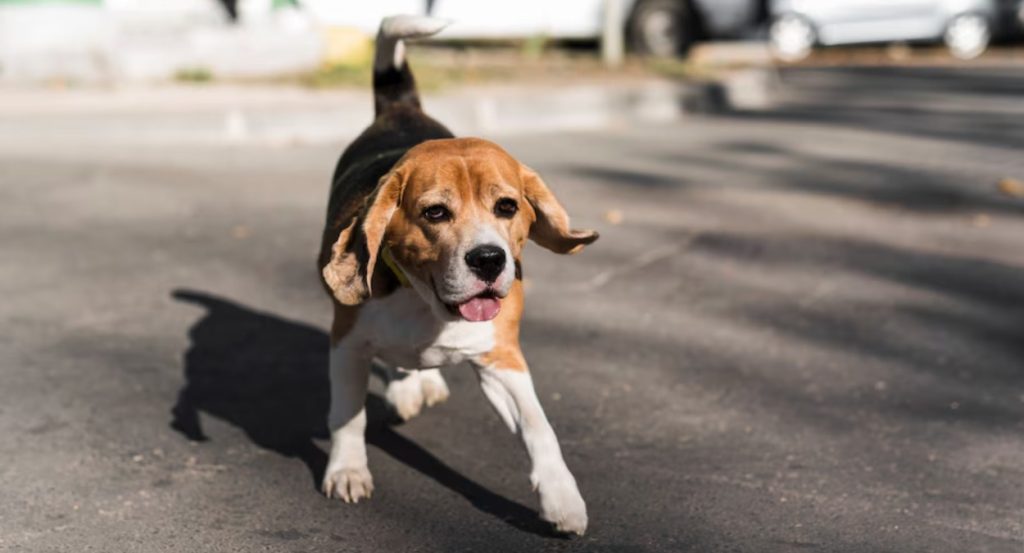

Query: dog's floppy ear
[323,168,406,305]
[521,165,598,254]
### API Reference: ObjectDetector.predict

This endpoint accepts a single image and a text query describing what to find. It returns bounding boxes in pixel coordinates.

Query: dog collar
[381,247,411,288]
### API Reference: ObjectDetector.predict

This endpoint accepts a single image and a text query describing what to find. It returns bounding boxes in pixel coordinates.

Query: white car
[769,0,1015,61]
[303,0,767,56]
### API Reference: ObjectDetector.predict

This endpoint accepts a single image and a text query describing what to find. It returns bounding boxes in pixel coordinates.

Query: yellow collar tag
[381,247,411,288]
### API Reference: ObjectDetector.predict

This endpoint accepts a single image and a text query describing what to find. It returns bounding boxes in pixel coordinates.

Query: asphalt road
[2,66,1023,552]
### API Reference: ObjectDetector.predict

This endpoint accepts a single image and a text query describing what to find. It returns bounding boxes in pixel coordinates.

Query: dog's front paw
[386,375,425,421]
[322,465,374,503]
[386,370,450,421]
[535,473,588,536]
[419,369,450,407]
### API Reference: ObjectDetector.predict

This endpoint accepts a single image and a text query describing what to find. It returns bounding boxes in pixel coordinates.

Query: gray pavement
[1,66,1023,552]
[0,79,698,146]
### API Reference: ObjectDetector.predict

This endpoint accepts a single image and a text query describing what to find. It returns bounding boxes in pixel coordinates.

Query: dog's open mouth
[448,291,501,322]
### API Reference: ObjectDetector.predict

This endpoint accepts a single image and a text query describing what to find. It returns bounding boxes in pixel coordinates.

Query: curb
[0,72,776,147]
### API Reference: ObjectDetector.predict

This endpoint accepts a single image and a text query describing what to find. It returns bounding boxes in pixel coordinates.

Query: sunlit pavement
[1,65,1022,552]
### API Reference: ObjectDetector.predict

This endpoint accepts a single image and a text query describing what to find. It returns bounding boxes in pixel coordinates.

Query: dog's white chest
[356,289,495,368]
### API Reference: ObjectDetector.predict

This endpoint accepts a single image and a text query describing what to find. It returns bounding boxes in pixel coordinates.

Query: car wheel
[769,14,816,62]
[627,0,695,58]
[944,13,990,60]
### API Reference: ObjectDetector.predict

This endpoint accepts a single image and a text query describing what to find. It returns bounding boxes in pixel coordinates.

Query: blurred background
[1,0,1023,84]
[2,1,1024,552]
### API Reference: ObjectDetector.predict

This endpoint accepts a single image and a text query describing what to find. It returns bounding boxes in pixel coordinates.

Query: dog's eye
[494,198,518,218]
[422,204,451,222]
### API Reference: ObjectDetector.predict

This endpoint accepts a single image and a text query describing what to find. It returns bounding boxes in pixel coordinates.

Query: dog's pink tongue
[457,297,501,322]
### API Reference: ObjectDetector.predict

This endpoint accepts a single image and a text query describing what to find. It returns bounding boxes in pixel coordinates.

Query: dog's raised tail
[374,15,450,116]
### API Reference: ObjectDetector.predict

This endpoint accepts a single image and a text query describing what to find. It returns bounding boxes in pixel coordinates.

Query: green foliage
[174,67,213,83]
[521,34,550,60]
[303,61,372,89]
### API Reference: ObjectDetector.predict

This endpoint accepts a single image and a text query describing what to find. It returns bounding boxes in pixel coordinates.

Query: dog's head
[324,138,598,322]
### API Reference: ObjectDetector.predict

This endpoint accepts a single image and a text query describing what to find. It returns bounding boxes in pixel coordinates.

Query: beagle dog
[316,15,598,535]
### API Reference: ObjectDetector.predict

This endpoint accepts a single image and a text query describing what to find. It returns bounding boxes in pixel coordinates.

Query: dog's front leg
[474,362,588,535]
[322,336,373,503]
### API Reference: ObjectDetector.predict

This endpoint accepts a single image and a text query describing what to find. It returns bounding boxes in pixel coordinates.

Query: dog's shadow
[170,289,556,537]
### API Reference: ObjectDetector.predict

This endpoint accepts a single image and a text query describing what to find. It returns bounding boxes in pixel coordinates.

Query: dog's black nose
[465,245,506,283]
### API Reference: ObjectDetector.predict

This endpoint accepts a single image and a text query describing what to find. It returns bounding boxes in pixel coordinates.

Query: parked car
[304,0,769,57]
[618,0,767,56]
[1007,0,1024,35]
[429,0,768,56]
[769,0,1018,62]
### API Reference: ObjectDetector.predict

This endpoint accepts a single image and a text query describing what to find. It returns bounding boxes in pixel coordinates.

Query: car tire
[944,13,990,60]
[627,0,696,58]
[769,14,816,62]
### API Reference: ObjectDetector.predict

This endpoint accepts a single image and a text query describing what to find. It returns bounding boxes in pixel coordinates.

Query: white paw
[419,369,450,407]
[322,465,374,503]
[385,370,450,421]
[385,373,425,421]
[535,473,588,536]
